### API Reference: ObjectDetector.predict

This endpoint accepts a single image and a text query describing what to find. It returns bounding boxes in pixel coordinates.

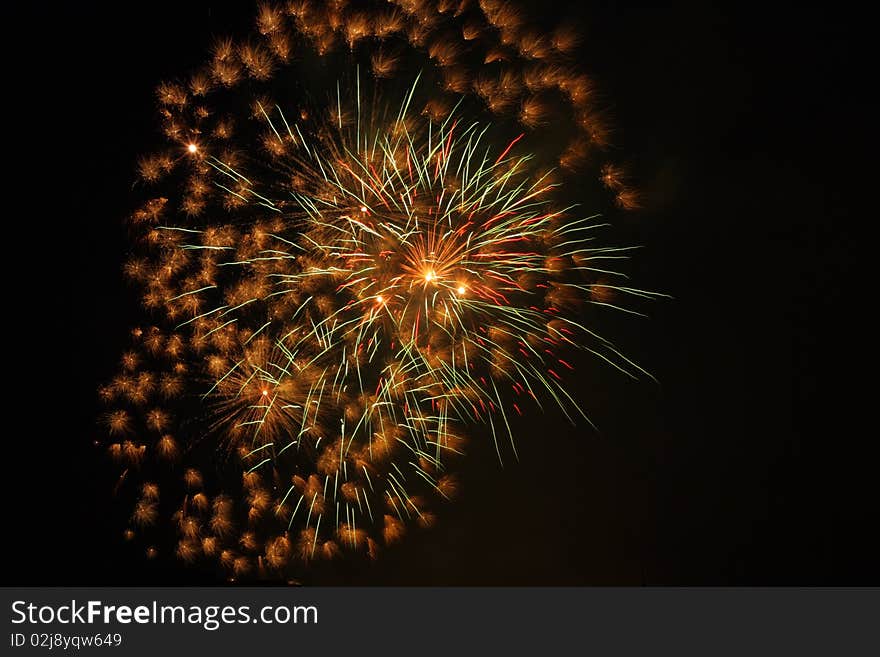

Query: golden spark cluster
[101,0,653,581]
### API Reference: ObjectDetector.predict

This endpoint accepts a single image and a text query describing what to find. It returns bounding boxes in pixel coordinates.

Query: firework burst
[102,0,662,581]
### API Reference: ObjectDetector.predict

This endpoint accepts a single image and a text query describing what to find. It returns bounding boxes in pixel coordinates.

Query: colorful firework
[102,0,662,581]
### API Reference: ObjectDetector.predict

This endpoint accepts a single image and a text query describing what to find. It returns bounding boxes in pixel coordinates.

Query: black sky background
[6,2,871,584]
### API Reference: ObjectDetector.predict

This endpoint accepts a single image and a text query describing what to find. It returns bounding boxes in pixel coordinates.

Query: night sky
[8,2,870,585]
